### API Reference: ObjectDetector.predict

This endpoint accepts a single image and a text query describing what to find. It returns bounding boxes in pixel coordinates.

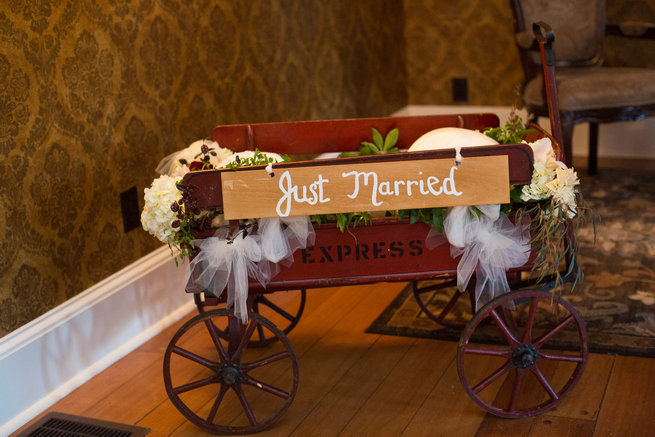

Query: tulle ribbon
[441,204,531,310]
[259,216,316,264]
[155,150,180,176]
[186,217,314,323]
[187,229,266,324]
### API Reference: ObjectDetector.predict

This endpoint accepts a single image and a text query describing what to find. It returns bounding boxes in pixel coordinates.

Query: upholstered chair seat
[524,67,655,110]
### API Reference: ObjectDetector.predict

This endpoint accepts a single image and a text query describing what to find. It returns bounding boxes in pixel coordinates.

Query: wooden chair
[510,0,655,173]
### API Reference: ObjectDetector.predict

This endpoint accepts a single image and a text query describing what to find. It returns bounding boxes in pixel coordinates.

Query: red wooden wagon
[161,23,587,434]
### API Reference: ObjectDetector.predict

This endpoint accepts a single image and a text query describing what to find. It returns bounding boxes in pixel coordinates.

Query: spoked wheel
[251,291,306,346]
[195,289,307,347]
[163,309,299,434]
[457,290,587,418]
[412,279,474,328]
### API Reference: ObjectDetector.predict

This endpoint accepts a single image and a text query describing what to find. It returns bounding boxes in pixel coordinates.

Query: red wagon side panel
[254,220,458,291]
[212,114,500,154]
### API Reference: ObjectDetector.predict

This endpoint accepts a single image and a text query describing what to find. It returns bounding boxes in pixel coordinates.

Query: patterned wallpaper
[0,0,407,336]
[1,0,653,336]
[404,0,655,106]
[404,0,525,106]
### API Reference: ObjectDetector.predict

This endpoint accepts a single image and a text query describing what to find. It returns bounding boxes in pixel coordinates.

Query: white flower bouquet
[140,139,287,264]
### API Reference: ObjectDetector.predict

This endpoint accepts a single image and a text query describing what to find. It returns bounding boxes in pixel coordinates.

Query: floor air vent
[17,412,150,436]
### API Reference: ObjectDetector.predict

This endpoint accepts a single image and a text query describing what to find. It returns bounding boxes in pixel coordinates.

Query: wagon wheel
[196,289,307,347]
[163,309,299,434]
[412,279,474,328]
[457,290,587,418]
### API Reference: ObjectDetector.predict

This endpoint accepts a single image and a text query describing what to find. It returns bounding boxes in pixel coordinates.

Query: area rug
[367,168,655,357]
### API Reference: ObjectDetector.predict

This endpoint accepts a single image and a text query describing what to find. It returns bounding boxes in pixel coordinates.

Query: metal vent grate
[17,412,149,437]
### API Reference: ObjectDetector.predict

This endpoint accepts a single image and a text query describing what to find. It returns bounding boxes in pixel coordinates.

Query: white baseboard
[0,246,195,436]
[395,105,655,160]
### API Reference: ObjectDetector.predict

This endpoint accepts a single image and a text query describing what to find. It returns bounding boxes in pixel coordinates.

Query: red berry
[189,161,203,171]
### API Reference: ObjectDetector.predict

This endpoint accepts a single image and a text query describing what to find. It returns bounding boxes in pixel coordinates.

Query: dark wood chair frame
[510,0,655,174]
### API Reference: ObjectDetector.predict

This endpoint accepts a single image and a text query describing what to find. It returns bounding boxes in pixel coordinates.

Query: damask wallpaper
[404,0,524,106]
[1,0,653,337]
[403,0,655,106]
[0,0,407,336]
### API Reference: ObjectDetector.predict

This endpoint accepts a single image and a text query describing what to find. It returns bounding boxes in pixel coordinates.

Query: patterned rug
[367,168,655,357]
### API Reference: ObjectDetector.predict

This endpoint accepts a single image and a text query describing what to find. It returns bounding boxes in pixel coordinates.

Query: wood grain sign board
[221,155,509,219]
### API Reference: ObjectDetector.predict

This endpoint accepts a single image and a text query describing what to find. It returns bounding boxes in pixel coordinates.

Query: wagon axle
[512,344,539,369]
[218,365,242,386]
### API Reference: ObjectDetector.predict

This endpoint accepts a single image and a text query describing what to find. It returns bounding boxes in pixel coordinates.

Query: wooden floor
[13,280,655,437]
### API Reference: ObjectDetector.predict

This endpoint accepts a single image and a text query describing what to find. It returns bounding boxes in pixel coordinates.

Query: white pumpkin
[408,127,497,151]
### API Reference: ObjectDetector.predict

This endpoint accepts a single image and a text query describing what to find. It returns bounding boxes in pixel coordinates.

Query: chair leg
[588,123,599,175]
[560,113,575,168]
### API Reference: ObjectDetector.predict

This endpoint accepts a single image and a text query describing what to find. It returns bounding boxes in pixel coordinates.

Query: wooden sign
[221,155,509,219]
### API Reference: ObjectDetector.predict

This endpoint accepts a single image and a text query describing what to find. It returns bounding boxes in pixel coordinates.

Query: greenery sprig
[226,149,290,170]
[483,112,534,144]
[398,207,445,232]
[339,127,399,157]
[312,211,373,233]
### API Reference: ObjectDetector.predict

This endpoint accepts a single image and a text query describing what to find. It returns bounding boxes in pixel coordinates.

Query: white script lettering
[342,171,382,206]
[276,171,330,217]
[342,166,462,207]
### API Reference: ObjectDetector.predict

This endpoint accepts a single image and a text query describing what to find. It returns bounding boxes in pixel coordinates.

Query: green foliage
[398,207,445,232]
[225,149,290,170]
[339,127,400,157]
[517,200,578,288]
[484,114,534,144]
[312,212,373,233]
[169,214,195,266]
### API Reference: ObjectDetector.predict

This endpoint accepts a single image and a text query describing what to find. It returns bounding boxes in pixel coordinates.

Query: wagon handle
[533,22,582,290]
[533,21,565,162]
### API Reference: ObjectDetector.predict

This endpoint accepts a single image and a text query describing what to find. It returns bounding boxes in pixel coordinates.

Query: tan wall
[0,0,406,336]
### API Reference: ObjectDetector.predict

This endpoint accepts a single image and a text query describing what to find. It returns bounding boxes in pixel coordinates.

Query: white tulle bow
[444,205,530,310]
[187,231,266,324]
[186,216,315,323]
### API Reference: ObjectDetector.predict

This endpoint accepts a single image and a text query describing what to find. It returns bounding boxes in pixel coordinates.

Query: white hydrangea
[141,175,183,244]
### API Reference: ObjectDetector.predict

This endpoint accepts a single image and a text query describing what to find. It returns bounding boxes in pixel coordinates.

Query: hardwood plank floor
[13,280,655,437]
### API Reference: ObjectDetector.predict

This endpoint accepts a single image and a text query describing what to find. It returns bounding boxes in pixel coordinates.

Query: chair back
[511,0,606,68]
